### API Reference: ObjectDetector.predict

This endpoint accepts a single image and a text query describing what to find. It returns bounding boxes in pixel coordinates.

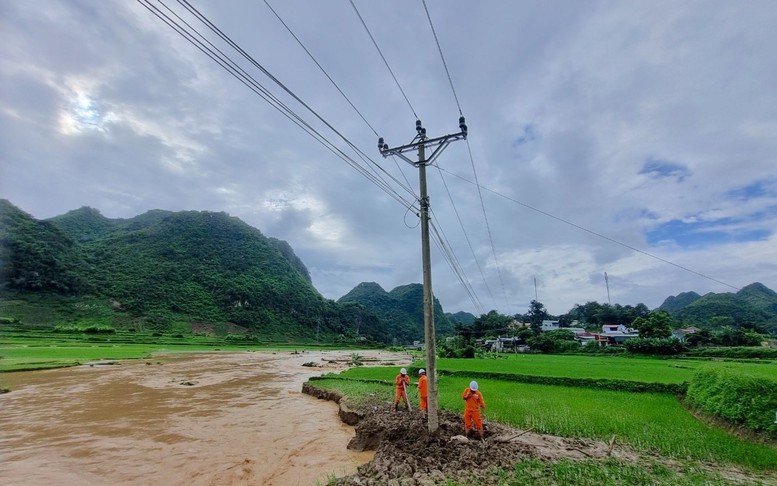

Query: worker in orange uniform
[462,380,486,439]
[394,368,411,411]
[417,368,428,412]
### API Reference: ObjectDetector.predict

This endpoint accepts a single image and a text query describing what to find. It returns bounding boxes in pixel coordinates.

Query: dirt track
[0,350,409,486]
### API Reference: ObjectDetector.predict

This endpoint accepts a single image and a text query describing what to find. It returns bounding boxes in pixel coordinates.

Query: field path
[0,349,409,485]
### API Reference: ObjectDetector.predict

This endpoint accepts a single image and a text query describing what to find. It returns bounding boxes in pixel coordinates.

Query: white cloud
[2,0,776,317]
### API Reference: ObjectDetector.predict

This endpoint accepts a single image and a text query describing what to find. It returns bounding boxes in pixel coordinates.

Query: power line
[140,0,417,212]
[261,0,419,200]
[421,0,462,116]
[349,0,418,119]
[417,0,508,310]
[437,166,741,291]
[262,0,379,137]
[435,164,495,305]
[429,212,485,314]
[177,0,421,202]
[464,138,511,309]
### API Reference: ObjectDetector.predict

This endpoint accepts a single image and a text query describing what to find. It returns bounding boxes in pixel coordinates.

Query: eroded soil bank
[328,405,626,485]
[0,350,408,486]
[304,385,777,486]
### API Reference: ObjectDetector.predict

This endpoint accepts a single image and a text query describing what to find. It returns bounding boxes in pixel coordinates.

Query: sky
[1,0,776,317]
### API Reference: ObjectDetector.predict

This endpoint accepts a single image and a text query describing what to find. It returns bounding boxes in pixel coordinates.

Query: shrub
[527,330,578,353]
[683,346,777,360]
[686,368,777,438]
[53,324,115,334]
[624,337,686,355]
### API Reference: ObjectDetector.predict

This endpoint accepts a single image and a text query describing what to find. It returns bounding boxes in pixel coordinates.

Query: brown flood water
[0,350,408,486]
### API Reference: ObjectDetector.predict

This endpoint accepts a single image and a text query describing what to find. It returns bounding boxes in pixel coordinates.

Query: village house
[672,327,700,341]
[598,324,639,346]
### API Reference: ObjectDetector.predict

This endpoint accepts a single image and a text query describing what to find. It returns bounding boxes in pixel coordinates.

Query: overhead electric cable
[262,0,379,137]
[141,0,417,211]
[418,0,508,310]
[262,0,421,201]
[348,0,418,119]
[437,166,741,291]
[261,0,420,198]
[435,165,495,304]
[421,0,462,116]
[168,0,419,204]
[429,219,485,314]
[174,0,418,200]
[465,138,511,309]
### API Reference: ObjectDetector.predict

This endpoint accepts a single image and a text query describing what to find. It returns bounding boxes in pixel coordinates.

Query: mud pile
[334,406,615,486]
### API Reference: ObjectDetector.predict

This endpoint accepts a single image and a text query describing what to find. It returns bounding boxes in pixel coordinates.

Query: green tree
[527,300,549,334]
[471,310,513,338]
[685,328,713,347]
[714,326,762,346]
[631,310,673,338]
[527,330,578,353]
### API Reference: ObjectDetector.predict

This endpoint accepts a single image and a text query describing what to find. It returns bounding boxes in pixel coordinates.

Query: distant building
[482,336,523,353]
[575,332,599,345]
[602,324,627,333]
[563,327,586,335]
[672,327,700,342]
[599,329,639,346]
[541,320,560,332]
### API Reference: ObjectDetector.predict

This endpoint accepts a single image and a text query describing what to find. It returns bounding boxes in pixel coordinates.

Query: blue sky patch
[512,124,536,148]
[726,179,776,200]
[639,158,690,181]
[647,219,771,248]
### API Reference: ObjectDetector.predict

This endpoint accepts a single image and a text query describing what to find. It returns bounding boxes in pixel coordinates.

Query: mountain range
[2,199,775,339]
[658,282,777,333]
[0,200,439,343]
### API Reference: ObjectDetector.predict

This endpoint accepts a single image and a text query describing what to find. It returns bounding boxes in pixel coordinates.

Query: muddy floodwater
[0,350,408,486]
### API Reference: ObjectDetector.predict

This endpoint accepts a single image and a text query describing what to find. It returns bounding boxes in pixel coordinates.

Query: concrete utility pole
[378,117,467,433]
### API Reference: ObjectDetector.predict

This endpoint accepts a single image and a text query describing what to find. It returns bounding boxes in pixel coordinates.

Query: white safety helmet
[400,368,407,375]
[419,369,426,375]
[469,380,479,391]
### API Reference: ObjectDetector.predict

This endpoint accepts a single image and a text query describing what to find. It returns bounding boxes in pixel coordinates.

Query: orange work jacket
[462,387,485,412]
[418,374,428,397]
[395,374,410,390]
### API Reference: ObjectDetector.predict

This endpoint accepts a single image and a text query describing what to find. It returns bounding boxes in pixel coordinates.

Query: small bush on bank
[625,337,686,355]
[683,346,777,360]
[686,368,777,438]
[53,324,116,334]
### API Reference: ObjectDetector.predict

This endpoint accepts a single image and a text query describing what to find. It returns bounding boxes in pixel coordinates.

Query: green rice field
[313,355,777,473]
[436,354,777,383]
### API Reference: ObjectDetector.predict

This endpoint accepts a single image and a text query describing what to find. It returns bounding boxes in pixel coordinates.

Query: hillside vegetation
[337,282,454,343]
[659,283,777,334]
[0,200,418,343]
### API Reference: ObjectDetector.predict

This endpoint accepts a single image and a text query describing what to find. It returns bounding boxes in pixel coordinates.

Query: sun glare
[59,93,114,135]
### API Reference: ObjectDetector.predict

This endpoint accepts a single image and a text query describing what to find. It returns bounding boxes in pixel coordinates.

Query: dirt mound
[335,406,619,485]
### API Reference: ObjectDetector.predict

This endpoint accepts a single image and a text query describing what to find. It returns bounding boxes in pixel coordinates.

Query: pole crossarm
[378,117,467,166]
[380,131,466,166]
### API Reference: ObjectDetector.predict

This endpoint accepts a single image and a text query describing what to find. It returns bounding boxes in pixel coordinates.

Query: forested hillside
[0,200,389,342]
[446,311,476,326]
[657,291,701,313]
[0,200,88,294]
[659,283,777,334]
[337,282,454,343]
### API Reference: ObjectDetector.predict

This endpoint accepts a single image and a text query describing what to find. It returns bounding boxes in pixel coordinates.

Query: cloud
[2,0,776,317]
